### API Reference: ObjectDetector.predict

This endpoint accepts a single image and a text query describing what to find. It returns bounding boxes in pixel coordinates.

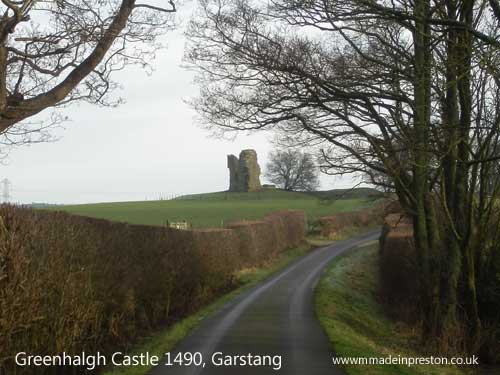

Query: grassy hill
[175,189,314,201]
[176,187,382,201]
[50,189,378,228]
[308,187,382,200]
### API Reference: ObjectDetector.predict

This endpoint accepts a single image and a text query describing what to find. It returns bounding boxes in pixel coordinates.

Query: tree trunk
[0,45,7,114]
[412,0,437,339]
[455,0,481,351]
[439,0,461,337]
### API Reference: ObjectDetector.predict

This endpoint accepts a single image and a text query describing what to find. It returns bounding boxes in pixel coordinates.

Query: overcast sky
[1,5,353,205]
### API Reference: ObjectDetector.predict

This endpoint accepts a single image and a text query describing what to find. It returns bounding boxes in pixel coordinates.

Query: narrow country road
[147,229,380,375]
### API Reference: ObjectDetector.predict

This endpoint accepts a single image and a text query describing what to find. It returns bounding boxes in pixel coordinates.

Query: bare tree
[0,0,176,149]
[265,149,319,191]
[186,0,500,357]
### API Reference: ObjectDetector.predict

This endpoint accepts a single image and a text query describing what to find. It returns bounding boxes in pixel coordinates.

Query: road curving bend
[147,229,381,375]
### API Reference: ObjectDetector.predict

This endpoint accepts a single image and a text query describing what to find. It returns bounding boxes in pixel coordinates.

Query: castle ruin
[227,150,262,192]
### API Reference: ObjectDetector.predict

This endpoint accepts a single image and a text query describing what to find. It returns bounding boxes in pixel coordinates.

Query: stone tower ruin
[227,149,262,192]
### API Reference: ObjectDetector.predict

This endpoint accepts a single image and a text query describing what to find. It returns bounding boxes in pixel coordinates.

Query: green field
[316,244,470,375]
[49,189,376,228]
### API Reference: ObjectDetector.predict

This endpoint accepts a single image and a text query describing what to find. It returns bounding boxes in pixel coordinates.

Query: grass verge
[103,243,314,375]
[315,243,473,375]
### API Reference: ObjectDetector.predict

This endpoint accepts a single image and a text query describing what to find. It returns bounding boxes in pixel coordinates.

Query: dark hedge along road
[147,230,380,375]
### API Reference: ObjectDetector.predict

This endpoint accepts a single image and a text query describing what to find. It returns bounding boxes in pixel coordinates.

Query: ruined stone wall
[227,154,240,192]
[227,149,262,192]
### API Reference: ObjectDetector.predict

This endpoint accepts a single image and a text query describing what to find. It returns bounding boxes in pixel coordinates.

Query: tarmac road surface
[147,229,380,375]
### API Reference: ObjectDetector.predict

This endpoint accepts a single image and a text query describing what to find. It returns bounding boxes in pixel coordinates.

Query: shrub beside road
[0,206,305,375]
